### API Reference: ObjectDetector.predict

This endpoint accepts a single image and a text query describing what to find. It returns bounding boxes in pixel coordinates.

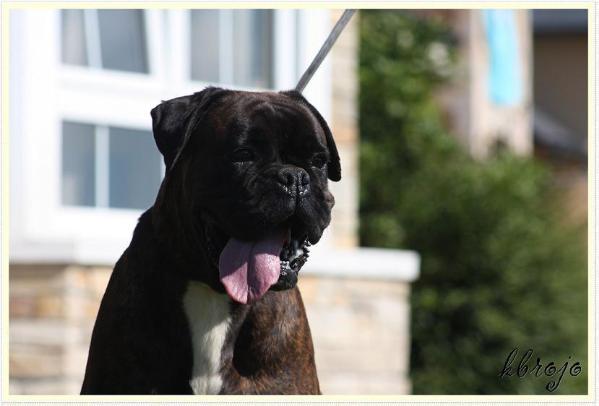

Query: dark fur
[81,88,339,394]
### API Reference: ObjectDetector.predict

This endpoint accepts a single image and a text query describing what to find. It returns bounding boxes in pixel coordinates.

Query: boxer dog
[81,87,340,394]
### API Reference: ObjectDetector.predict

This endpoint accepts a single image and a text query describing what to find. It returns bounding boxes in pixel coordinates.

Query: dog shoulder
[82,208,194,394]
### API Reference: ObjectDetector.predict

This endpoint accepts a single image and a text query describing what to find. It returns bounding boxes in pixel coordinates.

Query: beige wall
[300,276,412,394]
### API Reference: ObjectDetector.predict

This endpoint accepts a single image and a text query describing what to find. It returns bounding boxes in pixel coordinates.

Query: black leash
[295,10,357,93]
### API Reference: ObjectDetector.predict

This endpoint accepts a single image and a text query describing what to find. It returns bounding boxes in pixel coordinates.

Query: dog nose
[277,167,310,196]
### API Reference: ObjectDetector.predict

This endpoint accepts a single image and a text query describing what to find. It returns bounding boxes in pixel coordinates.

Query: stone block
[36,295,65,318]
[10,319,80,346]
[9,378,70,395]
[10,344,64,378]
[319,371,410,395]
[9,295,37,318]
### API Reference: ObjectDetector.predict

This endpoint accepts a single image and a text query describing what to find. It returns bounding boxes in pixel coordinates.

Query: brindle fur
[82,88,337,394]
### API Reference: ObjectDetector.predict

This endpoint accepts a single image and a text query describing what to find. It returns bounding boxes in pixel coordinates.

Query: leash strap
[295,10,356,93]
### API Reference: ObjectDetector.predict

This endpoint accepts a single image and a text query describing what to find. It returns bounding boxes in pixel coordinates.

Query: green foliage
[359,10,587,394]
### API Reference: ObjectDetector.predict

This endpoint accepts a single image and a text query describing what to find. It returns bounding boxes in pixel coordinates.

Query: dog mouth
[203,224,310,304]
[270,230,311,292]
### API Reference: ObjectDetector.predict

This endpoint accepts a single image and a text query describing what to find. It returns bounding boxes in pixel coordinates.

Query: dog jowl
[80,88,340,395]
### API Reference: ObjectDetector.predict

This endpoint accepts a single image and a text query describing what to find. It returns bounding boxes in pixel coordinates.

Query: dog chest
[182,281,232,395]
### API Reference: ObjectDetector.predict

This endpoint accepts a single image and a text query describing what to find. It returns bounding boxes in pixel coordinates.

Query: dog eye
[311,154,327,169]
[231,148,255,163]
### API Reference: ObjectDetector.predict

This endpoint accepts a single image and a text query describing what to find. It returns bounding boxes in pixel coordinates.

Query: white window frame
[10,8,332,265]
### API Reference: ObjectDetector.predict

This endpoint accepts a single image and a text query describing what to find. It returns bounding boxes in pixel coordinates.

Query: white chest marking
[182,281,232,395]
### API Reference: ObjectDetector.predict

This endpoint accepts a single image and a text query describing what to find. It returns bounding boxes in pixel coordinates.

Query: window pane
[232,10,273,88]
[109,127,161,209]
[98,10,148,73]
[61,10,88,66]
[190,10,221,82]
[62,121,95,206]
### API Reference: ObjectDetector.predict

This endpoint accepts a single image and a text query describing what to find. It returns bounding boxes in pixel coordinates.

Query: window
[61,10,88,66]
[59,9,159,211]
[62,121,95,206]
[190,10,274,88]
[108,127,162,209]
[61,9,149,73]
[61,121,161,210]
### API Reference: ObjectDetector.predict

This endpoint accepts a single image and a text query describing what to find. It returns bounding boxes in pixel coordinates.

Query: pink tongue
[218,230,286,304]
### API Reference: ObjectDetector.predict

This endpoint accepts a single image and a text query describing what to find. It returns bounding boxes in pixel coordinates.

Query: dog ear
[151,87,226,170]
[151,95,193,169]
[280,90,341,182]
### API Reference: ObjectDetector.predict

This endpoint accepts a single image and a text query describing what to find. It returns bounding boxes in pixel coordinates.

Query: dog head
[151,87,340,304]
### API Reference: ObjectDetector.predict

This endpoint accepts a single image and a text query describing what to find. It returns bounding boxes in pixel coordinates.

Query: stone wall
[300,275,412,394]
[9,265,109,394]
[9,264,412,395]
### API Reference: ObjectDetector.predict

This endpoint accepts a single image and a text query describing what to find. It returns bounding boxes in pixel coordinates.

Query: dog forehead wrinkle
[212,92,325,146]
[278,104,327,147]
[246,102,327,152]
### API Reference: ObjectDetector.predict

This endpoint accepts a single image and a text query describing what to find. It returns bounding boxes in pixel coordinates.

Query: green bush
[359,10,587,394]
